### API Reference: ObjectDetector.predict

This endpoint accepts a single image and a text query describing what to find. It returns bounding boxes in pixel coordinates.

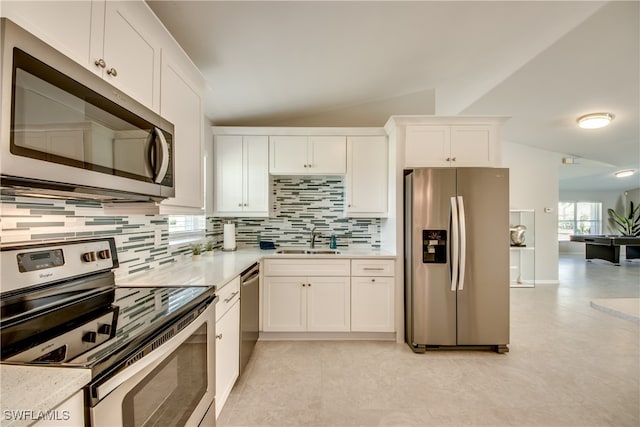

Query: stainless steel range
[1,238,217,426]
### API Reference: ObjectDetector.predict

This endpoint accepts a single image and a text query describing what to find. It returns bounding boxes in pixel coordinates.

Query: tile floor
[218,255,640,426]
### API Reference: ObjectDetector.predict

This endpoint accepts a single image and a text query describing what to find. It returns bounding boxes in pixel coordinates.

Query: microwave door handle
[153,128,170,184]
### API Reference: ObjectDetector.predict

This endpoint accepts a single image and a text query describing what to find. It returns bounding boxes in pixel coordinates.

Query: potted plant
[191,243,203,261]
[608,201,640,236]
[204,240,215,255]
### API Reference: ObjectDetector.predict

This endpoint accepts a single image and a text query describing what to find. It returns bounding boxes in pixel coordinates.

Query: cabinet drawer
[351,259,395,277]
[264,259,350,276]
[216,276,240,321]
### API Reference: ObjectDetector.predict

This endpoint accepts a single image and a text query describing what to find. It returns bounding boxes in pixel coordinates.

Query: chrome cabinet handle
[216,334,223,340]
[107,67,118,77]
[94,58,106,68]
[224,291,239,303]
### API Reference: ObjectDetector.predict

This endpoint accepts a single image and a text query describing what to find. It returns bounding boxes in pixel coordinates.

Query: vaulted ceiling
[147,1,639,192]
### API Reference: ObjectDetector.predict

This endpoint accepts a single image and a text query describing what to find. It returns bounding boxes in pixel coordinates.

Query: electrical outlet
[368,224,377,234]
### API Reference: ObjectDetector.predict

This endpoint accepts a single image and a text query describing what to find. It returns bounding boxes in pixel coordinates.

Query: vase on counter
[192,254,202,261]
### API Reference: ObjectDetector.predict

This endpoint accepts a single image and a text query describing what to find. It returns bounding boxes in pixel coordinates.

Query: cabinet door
[404,125,450,167]
[346,136,387,216]
[214,135,244,214]
[449,125,494,166]
[215,300,240,418]
[160,56,203,211]
[102,1,160,109]
[263,276,306,331]
[269,136,308,174]
[306,276,350,332]
[351,277,395,332]
[307,136,346,174]
[243,136,269,215]
[1,0,98,72]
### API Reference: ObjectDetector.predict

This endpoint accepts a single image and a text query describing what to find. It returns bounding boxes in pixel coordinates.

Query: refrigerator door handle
[457,196,467,291]
[450,196,459,292]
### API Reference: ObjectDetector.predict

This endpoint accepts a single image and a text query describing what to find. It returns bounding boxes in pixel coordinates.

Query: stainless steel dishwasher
[239,262,259,375]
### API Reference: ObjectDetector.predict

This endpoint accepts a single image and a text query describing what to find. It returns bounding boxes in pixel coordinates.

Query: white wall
[503,141,562,283]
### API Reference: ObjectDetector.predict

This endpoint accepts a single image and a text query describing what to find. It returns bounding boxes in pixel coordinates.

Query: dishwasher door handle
[242,272,259,287]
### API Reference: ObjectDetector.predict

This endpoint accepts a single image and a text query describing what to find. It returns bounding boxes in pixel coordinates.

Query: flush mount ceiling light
[577,112,613,129]
[614,169,635,178]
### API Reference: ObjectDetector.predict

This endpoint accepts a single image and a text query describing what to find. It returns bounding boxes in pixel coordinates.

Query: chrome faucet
[310,226,319,248]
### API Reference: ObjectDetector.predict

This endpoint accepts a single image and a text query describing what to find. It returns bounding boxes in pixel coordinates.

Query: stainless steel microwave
[0,18,174,202]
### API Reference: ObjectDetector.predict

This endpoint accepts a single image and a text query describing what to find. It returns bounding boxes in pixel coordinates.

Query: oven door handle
[92,301,213,402]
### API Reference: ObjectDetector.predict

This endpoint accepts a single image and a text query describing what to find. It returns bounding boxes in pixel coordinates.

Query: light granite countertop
[0,365,90,427]
[118,247,396,290]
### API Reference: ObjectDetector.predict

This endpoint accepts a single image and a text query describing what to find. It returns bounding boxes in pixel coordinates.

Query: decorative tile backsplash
[207,176,381,249]
[0,177,381,279]
[0,195,188,280]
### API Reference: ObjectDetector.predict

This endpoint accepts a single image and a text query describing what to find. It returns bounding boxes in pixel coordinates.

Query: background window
[169,215,205,242]
[558,202,602,241]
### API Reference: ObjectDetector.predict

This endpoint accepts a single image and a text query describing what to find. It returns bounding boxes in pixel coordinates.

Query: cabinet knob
[304,164,308,168]
[452,157,457,161]
[94,58,106,68]
[107,67,118,77]
[307,283,311,287]
[302,283,306,287]
[216,334,223,340]
[446,157,451,162]
[238,203,243,207]
[244,203,248,207]
[371,278,376,282]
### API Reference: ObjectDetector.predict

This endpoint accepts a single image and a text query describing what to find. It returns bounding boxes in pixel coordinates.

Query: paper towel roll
[223,222,236,251]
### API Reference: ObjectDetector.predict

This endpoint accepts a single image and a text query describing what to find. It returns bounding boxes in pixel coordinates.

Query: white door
[351,277,395,332]
[307,136,346,174]
[404,125,451,167]
[263,276,306,331]
[269,136,308,174]
[215,300,240,417]
[306,276,350,332]
[1,0,96,72]
[450,125,493,166]
[102,1,159,109]
[346,136,387,216]
[215,135,244,214]
[243,136,269,215]
[160,57,203,210]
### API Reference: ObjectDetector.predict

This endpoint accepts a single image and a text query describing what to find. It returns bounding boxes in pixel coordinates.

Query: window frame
[558,201,602,241]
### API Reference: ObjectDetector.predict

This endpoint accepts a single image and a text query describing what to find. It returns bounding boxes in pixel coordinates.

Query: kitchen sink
[275,248,340,255]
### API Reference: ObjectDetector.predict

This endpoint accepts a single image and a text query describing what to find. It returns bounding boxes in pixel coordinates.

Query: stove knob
[97,324,112,335]
[82,331,97,343]
[97,250,111,260]
[81,252,97,262]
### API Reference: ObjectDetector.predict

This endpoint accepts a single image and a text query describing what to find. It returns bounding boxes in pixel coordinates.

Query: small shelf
[510,209,535,288]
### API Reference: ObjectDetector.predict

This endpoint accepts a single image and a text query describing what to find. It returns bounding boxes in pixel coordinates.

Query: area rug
[590,298,640,324]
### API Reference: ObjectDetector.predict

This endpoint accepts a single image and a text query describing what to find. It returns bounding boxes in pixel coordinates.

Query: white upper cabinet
[159,52,204,213]
[214,135,269,217]
[2,1,161,111]
[387,116,508,168]
[345,135,388,217]
[269,135,346,175]
[99,1,160,110]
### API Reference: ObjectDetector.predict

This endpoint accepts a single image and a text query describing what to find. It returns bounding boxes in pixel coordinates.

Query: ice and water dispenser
[422,230,447,263]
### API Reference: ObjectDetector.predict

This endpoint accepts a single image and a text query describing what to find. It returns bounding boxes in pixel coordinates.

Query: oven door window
[121,324,208,427]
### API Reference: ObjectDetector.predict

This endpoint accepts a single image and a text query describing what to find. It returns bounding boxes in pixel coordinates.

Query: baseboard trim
[259,331,397,341]
[535,280,560,284]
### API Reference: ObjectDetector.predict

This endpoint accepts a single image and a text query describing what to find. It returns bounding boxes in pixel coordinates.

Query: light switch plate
[368,224,377,234]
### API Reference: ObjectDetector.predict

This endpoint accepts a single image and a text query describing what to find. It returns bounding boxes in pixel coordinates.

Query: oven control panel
[1,238,119,294]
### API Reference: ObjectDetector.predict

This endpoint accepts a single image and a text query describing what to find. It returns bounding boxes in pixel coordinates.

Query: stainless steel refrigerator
[405,168,509,353]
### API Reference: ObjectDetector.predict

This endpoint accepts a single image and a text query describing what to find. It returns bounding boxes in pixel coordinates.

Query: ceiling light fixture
[614,169,635,178]
[577,112,613,129]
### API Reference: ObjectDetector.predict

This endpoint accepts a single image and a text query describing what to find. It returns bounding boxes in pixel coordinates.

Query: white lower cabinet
[263,276,350,332]
[350,259,395,332]
[215,278,240,418]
